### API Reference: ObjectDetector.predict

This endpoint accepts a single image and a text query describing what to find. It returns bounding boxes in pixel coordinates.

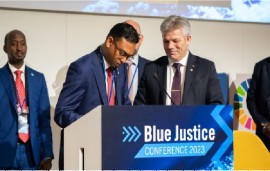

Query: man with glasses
[54,22,139,169]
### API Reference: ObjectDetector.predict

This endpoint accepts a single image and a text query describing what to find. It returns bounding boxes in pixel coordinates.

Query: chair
[234,130,270,169]
[217,73,229,104]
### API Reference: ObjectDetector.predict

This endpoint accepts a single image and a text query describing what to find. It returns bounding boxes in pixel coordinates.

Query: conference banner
[102,105,233,170]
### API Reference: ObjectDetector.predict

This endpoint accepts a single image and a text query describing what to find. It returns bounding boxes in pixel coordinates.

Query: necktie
[171,63,182,105]
[106,67,115,106]
[126,60,134,104]
[15,70,30,143]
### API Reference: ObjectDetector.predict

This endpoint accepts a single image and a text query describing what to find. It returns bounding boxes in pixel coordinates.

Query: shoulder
[189,53,214,65]
[139,55,151,63]
[256,56,270,66]
[26,66,44,77]
[142,56,167,70]
[151,56,168,65]
[0,64,7,73]
[71,46,101,66]
[25,66,47,84]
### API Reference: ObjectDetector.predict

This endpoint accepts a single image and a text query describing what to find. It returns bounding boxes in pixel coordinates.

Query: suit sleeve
[134,64,147,105]
[39,74,54,159]
[206,61,224,104]
[54,62,86,128]
[246,63,269,124]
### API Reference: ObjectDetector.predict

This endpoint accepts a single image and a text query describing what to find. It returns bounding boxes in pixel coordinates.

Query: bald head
[125,19,143,54]
[125,20,141,35]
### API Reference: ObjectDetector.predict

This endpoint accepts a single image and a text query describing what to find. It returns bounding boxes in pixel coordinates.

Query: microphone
[153,73,176,105]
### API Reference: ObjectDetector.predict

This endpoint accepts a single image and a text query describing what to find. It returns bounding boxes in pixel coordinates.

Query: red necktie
[15,70,30,143]
[106,67,115,106]
[171,63,182,105]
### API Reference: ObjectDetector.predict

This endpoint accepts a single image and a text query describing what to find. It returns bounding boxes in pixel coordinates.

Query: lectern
[64,105,233,170]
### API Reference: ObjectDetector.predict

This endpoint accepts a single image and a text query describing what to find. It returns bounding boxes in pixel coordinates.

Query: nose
[17,43,22,51]
[168,41,174,49]
[121,57,127,64]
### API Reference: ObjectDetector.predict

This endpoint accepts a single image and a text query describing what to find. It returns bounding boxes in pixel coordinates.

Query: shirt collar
[127,53,139,66]
[168,51,189,67]
[8,62,26,74]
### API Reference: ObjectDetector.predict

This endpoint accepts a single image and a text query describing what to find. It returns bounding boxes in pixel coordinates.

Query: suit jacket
[134,52,224,105]
[138,56,150,81]
[246,57,270,148]
[0,64,53,168]
[54,46,130,128]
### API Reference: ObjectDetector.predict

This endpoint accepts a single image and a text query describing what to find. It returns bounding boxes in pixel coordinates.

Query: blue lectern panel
[101,105,233,170]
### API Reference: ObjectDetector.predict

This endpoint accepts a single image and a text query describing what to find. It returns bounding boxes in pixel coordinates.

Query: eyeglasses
[113,40,134,59]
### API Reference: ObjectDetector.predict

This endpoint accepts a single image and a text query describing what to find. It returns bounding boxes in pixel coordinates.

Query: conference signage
[102,105,233,170]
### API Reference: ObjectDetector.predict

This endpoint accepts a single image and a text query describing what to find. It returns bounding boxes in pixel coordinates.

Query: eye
[11,41,17,46]
[119,50,127,56]
[163,40,169,44]
[173,39,179,43]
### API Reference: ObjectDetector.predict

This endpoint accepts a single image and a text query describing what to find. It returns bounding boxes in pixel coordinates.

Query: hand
[39,158,52,170]
[261,122,270,140]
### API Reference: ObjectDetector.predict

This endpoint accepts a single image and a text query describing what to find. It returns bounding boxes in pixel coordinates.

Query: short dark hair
[4,29,26,45]
[107,22,139,44]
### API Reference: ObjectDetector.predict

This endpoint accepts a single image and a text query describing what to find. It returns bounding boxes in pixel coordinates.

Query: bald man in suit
[125,19,150,104]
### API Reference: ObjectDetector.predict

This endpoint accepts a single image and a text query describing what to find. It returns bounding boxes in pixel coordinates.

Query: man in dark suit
[0,30,53,169]
[247,57,270,151]
[54,22,139,169]
[125,20,150,104]
[134,15,223,105]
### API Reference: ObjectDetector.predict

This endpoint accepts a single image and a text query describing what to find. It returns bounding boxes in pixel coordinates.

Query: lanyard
[127,64,138,96]
[101,56,116,103]
[16,90,26,111]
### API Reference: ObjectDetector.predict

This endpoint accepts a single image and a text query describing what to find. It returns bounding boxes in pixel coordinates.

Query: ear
[186,34,192,45]
[3,45,7,53]
[105,36,114,48]
[139,34,144,45]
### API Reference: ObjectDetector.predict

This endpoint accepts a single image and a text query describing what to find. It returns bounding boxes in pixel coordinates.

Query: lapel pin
[31,73,34,76]
[190,65,195,72]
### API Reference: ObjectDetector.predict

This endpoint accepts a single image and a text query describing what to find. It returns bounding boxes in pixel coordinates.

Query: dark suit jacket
[54,46,130,128]
[247,57,270,149]
[0,64,53,168]
[138,56,150,81]
[134,52,224,105]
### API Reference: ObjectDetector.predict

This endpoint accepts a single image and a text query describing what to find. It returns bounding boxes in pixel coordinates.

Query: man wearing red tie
[0,30,54,169]
[54,22,139,169]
